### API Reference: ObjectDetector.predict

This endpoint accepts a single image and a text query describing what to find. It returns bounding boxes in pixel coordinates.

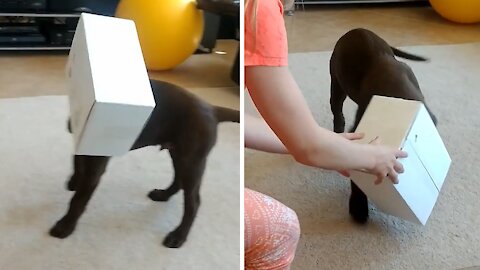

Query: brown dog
[49,79,239,248]
[329,28,436,223]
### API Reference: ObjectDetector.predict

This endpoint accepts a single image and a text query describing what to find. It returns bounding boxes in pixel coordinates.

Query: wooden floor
[284,5,480,52]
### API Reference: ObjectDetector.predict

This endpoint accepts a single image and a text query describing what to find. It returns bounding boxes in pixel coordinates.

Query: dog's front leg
[162,157,206,248]
[347,104,370,223]
[349,181,369,223]
[330,76,347,133]
[50,155,110,239]
[66,155,83,191]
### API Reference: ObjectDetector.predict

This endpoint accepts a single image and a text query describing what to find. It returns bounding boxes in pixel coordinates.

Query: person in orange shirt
[244,0,408,269]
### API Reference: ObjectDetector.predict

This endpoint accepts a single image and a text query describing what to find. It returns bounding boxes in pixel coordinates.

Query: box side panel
[67,16,96,152]
[405,105,452,190]
[395,140,439,225]
[75,102,154,156]
[81,13,155,107]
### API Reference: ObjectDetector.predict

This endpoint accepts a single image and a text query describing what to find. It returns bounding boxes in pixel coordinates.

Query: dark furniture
[0,0,119,50]
[0,0,227,53]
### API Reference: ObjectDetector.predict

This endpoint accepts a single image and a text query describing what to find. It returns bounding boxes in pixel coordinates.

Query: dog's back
[330,28,426,106]
[330,28,391,91]
[329,28,436,134]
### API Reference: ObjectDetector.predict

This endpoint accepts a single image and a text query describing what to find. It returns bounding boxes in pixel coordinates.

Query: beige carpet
[0,95,240,269]
[245,43,480,270]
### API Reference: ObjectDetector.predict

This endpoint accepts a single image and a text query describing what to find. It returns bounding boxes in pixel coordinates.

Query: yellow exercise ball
[429,0,480,24]
[116,0,204,70]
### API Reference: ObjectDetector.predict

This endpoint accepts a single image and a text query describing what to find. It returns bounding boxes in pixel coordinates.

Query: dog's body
[329,28,436,223]
[49,79,239,248]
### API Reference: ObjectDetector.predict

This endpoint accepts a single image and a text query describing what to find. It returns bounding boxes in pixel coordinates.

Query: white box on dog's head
[66,13,155,156]
[350,95,451,225]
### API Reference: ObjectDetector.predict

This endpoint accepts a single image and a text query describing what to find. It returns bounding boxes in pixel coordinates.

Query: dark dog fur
[329,28,437,223]
[49,79,239,248]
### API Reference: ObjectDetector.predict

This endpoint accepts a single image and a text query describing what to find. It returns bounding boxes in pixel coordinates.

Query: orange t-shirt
[244,0,288,67]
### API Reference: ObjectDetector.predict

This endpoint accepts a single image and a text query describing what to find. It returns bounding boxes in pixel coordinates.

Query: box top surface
[73,13,155,107]
[354,95,421,149]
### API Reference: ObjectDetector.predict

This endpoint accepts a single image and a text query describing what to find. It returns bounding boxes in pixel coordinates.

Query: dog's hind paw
[163,230,186,248]
[148,189,171,202]
[49,219,75,239]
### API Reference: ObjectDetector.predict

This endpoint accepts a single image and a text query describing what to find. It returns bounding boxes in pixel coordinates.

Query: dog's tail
[391,47,428,61]
[215,106,240,123]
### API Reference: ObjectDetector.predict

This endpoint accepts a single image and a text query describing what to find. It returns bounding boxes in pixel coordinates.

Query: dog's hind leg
[330,76,347,133]
[50,155,110,239]
[162,155,207,248]
[148,149,182,202]
[350,102,369,133]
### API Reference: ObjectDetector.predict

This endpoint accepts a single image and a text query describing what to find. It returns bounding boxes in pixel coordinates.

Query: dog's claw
[148,189,171,202]
[49,220,75,239]
[163,230,186,248]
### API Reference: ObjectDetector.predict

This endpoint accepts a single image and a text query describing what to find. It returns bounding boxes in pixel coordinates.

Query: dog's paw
[66,176,77,191]
[162,230,186,248]
[349,194,369,224]
[148,189,171,202]
[66,180,76,191]
[49,219,75,239]
[333,126,345,133]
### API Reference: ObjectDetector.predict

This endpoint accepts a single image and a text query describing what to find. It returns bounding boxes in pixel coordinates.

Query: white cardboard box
[350,95,451,225]
[66,13,155,156]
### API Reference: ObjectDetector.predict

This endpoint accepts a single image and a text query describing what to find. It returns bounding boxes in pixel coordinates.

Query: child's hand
[367,136,407,185]
[336,135,407,185]
[340,132,365,141]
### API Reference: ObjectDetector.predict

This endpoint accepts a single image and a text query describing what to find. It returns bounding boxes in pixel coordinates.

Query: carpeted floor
[245,43,480,270]
[0,95,240,269]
